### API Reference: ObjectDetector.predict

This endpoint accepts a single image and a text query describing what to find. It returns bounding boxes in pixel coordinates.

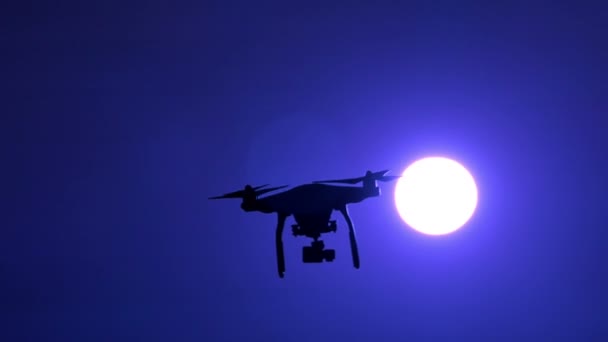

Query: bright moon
[394,157,478,235]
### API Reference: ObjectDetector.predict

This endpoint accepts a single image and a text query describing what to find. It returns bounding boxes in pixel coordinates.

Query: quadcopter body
[209,170,398,278]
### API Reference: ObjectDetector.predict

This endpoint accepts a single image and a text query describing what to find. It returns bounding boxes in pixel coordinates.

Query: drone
[209,170,399,278]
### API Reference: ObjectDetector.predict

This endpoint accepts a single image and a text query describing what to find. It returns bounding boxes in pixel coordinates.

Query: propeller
[209,184,288,200]
[313,170,400,184]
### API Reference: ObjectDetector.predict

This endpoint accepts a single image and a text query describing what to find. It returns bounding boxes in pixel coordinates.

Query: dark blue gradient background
[4,2,607,341]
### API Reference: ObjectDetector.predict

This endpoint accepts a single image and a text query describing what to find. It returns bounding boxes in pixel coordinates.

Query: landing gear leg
[339,206,360,269]
[275,213,287,278]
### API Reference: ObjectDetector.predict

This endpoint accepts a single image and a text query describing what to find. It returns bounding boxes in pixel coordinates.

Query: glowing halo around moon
[394,157,478,235]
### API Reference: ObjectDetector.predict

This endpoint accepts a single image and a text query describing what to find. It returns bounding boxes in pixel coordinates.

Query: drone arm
[275,213,287,278]
[313,177,362,184]
[339,206,360,269]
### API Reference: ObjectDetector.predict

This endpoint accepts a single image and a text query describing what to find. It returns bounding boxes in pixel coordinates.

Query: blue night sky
[4,1,608,341]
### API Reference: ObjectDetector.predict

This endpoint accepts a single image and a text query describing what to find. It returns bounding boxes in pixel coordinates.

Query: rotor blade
[255,185,289,196]
[312,177,363,184]
[208,189,245,199]
[253,184,269,190]
[313,169,394,184]
[371,170,390,178]
[378,175,400,182]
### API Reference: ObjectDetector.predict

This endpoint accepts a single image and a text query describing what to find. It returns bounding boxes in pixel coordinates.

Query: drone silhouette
[209,170,399,278]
